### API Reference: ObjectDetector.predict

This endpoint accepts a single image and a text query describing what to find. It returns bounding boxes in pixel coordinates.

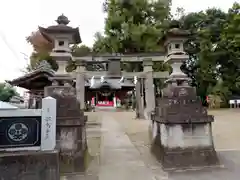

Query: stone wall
[0,150,59,180]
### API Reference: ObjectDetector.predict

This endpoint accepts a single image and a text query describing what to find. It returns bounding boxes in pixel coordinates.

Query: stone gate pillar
[143,58,155,120]
[135,78,145,119]
[76,60,85,110]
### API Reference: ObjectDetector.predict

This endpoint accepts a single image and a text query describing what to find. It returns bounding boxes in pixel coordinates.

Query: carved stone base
[150,121,219,170]
[0,150,59,180]
[59,148,89,173]
[151,143,219,170]
[57,124,87,173]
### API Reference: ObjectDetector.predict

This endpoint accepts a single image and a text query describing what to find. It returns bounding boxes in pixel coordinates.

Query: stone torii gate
[37,14,186,118]
[74,56,168,118]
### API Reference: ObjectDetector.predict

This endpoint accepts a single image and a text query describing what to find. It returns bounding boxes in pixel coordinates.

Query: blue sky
[0,0,238,94]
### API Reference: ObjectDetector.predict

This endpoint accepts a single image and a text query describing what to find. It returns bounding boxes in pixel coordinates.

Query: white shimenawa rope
[119,76,124,82]
[134,76,137,85]
[90,76,95,87]
[100,76,104,83]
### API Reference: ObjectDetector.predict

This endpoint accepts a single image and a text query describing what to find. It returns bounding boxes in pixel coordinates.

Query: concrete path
[98,114,161,180]
[62,110,240,180]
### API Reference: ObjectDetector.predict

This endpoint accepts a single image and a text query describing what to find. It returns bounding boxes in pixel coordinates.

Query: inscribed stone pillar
[143,58,155,119]
[76,61,85,110]
[135,78,145,119]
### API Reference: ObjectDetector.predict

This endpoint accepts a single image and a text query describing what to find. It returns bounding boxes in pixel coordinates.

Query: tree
[0,83,19,102]
[178,3,240,106]
[179,8,228,99]
[26,30,53,53]
[71,44,92,57]
[26,30,56,71]
[26,30,92,72]
[175,7,185,20]
[216,2,240,97]
[92,0,172,77]
[92,32,111,53]
[93,0,172,53]
[29,51,58,71]
[66,45,93,72]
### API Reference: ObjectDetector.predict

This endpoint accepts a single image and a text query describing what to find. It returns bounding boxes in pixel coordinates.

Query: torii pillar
[143,58,155,120]
[76,60,86,110]
[135,78,145,119]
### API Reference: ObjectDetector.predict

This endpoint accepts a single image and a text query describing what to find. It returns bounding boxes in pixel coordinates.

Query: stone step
[94,106,117,112]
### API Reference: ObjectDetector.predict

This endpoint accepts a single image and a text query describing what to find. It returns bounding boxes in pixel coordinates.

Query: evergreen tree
[0,83,19,102]
[93,0,172,53]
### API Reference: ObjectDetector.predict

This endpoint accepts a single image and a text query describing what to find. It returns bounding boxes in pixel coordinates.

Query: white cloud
[0,0,238,94]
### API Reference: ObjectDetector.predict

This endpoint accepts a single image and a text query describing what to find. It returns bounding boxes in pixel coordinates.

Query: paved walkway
[98,114,165,180]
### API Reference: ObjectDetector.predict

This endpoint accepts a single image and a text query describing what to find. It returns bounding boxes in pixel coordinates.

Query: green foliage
[180,7,233,99]
[216,3,240,95]
[29,52,58,71]
[66,45,93,72]
[26,30,57,71]
[208,94,222,109]
[93,0,172,53]
[92,32,111,53]
[71,44,92,57]
[0,83,19,102]
[153,62,171,72]
[207,79,231,107]
[93,0,172,77]
[92,1,240,103]
[26,31,92,72]
[179,3,240,103]
[120,62,143,72]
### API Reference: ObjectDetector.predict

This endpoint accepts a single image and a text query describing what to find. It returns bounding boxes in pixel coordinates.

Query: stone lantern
[39,14,81,74]
[163,25,190,85]
[151,25,219,169]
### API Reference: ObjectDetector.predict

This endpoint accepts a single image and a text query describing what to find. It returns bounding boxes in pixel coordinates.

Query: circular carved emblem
[7,123,29,142]
[179,88,187,96]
